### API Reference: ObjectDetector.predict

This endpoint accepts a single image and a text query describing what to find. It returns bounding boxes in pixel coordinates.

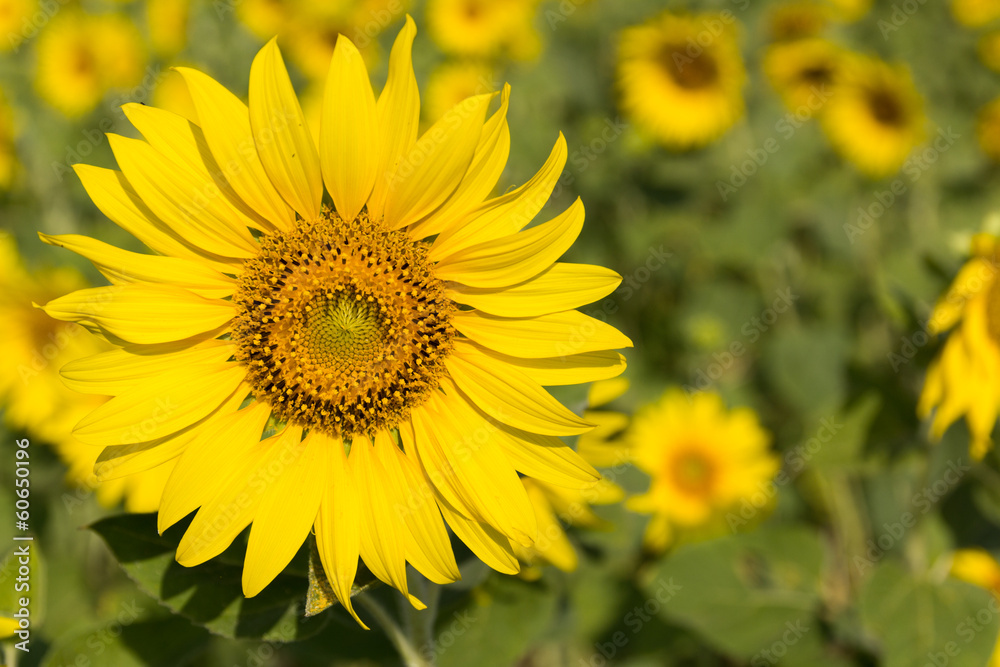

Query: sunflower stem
[359,593,433,667]
[402,574,440,663]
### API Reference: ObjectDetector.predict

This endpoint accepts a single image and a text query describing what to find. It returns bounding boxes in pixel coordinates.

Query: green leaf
[435,574,558,667]
[640,524,825,659]
[89,513,328,642]
[859,561,999,667]
[304,538,380,618]
[808,393,882,469]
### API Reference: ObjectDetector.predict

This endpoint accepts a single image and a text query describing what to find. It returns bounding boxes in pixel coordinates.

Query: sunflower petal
[437,498,519,575]
[457,342,627,386]
[249,39,323,220]
[320,36,379,222]
[451,310,633,359]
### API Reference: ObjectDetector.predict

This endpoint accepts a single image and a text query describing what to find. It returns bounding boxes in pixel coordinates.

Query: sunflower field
[6,0,1000,665]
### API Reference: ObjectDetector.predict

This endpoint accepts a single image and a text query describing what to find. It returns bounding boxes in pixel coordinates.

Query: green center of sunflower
[868,88,905,127]
[659,43,719,90]
[670,448,716,497]
[232,209,456,439]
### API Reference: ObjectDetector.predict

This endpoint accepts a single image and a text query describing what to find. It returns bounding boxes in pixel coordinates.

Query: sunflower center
[233,209,456,438]
[868,88,905,127]
[659,43,719,90]
[669,448,716,496]
[799,63,833,87]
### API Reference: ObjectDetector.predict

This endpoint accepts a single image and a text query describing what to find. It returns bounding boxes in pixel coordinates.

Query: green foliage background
[4,0,1000,665]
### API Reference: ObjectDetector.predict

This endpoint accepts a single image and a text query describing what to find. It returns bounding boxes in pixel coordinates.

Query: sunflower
[0,89,15,190]
[626,388,778,551]
[766,1,831,42]
[152,69,199,124]
[427,0,540,61]
[823,0,871,21]
[41,19,631,625]
[952,0,1000,27]
[34,11,146,117]
[820,54,925,178]
[981,31,1000,73]
[978,98,1000,161]
[617,11,746,150]
[146,0,190,57]
[425,60,496,124]
[512,379,629,577]
[919,234,1000,459]
[950,549,1000,666]
[763,38,845,116]
[0,0,35,53]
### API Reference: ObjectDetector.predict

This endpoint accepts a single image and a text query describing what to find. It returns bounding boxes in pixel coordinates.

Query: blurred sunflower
[425,60,496,124]
[919,233,1000,459]
[980,31,1000,72]
[146,0,190,57]
[427,0,540,61]
[626,388,778,551]
[952,0,1000,27]
[0,0,35,53]
[0,89,16,190]
[820,55,925,178]
[40,19,631,625]
[766,1,831,42]
[35,11,146,117]
[617,11,746,150]
[823,0,872,21]
[978,97,1000,160]
[950,549,1000,665]
[513,379,629,578]
[764,37,845,115]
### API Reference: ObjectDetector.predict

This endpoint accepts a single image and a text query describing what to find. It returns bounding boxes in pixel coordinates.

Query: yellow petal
[121,103,273,232]
[320,35,379,222]
[382,94,492,229]
[73,165,238,272]
[464,344,626,386]
[437,497,519,575]
[39,233,236,298]
[108,134,259,258]
[444,352,593,436]
[447,263,621,317]
[452,309,633,359]
[491,420,600,488]
[315,431,367,627]
[431,132,566,256]
[176,66,295,230]
[522,481,578,572]
[61,338,234,395]
[433,198,584,288]
[368,16,419,220]
[41,284,233,345]
[244,426,326,597]
[411,84,511,239]
[73,362,245,446]
[249,39,323,220]
[158,400,271,533]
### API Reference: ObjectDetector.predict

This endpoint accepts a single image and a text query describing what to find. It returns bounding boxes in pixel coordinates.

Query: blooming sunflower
[146,0,190,57]
[35,11,146,118]
[766,1,831,42]
[952,0,1000,27]
[763,37,845,116]
[950,549,1000,666]
[626,388,778,551]
[919,234,1000,459]
[41,19,631,625]
[617,11,746,150]
[979,98,1000,161]
[427,0,540,61]
[820,54,925,178]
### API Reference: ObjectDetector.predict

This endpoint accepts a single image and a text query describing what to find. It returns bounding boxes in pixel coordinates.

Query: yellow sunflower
[823,0,871,21]
[425,60,496,124]
[617,11,746,150]
[626,388,778,551]
[512,379,629,577]
[427,0,539,61]
[152,69,199,124]
[34,11,146,118]
[978,98,1000,161]
[763,37,845,116]
[919,234,1000,459]
[950,549,1000,666]
[147,0,190,57]
[820,54,925,178]
[0,88,15,190]
[40,19,631,625]
[766,1,831,42]
[952,0,1000,27]
[0,0,35,53]
[981,31,1000,73]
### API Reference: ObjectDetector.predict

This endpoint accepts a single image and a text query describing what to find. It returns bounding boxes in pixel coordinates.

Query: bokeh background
[6,0,1000,665]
